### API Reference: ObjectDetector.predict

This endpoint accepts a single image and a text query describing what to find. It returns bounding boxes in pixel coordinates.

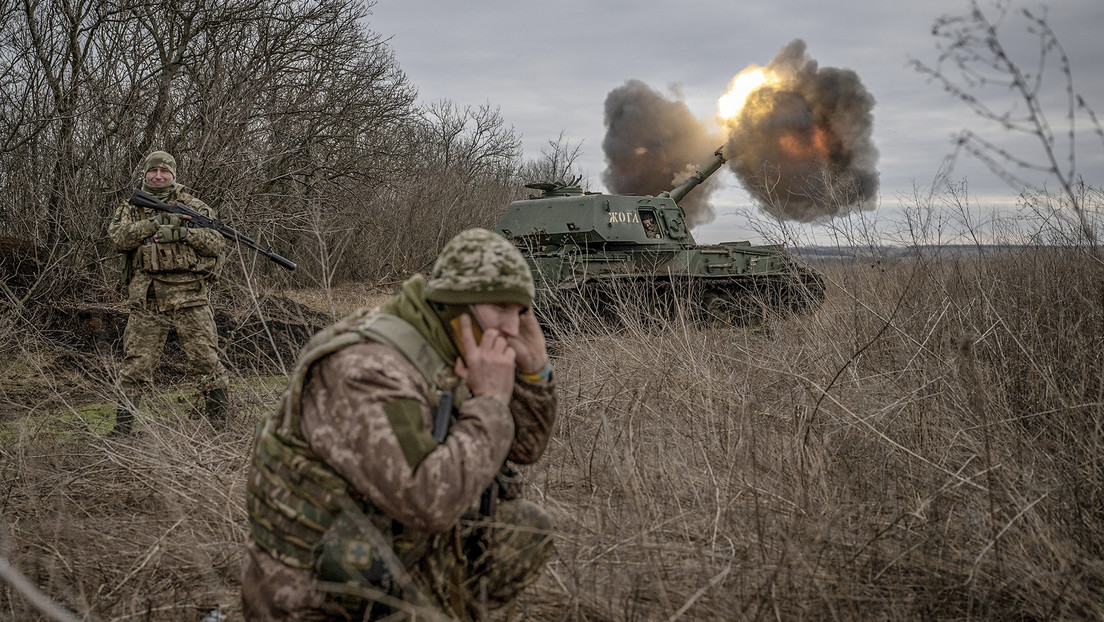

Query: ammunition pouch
[154,212,185,227]
[156,223,189,243]
[247,418,346,570]
[315,511,397,610]
[119,251,135,290]
[135,240,216,275]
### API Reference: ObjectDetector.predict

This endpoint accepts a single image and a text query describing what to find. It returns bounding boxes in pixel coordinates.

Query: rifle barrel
[130,189,296,271]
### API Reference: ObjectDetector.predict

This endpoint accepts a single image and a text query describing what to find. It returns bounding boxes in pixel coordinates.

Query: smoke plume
[724,39,879,221]
[600,40,878,228]
[601,80,723,228]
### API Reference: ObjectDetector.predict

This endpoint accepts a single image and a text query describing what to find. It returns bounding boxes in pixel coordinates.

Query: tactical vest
[126,193,220,279]
[136,238,211,274]
[246,308,466,576]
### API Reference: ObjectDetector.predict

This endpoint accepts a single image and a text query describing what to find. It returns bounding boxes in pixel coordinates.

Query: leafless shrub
[3,206,1104,619]
[912,0,1103,248]
[517,131,588,188]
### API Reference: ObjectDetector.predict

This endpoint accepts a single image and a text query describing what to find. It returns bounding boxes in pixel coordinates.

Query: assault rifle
[130,188,296,271]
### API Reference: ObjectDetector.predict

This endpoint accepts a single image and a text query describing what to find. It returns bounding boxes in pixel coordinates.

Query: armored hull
[494,176,825,325]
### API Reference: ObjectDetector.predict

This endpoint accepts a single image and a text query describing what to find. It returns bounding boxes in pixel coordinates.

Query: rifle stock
[130,189,296,271]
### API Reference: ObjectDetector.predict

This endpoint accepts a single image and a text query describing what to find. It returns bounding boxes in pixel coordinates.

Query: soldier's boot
[112,390,142,436]
[204,387,229,429]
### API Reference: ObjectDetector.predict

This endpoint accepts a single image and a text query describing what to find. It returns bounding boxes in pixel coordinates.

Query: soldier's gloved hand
[155,223,188,243]
[154,213,185,227]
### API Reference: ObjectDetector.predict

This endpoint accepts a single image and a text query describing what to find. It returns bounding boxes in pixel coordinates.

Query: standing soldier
[108,150,229,434]
[242,228,557,621]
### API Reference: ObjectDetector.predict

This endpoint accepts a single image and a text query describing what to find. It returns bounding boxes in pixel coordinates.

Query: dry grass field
[2,245,1102,621]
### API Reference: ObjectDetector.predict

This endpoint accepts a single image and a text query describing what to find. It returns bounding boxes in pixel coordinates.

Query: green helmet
[424,228,534,308]
[142,150,177,177]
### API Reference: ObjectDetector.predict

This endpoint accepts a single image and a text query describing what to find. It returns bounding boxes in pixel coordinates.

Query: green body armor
[116,193,222,289]
[246,308,465,585]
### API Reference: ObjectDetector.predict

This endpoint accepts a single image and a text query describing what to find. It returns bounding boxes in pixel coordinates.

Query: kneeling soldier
[242,228,558,620]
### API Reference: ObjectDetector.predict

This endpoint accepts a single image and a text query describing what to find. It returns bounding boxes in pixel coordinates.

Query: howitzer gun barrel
[663,146,727,204]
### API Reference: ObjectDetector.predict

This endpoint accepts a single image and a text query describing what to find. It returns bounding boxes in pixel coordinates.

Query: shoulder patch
[383,399,437,468]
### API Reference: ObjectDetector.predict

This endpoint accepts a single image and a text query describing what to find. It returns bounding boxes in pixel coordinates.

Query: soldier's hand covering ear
[454,313,516,405]
[510,308,549,380]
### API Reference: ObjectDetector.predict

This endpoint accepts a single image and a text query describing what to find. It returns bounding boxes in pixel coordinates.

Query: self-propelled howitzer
[494,146,825,324]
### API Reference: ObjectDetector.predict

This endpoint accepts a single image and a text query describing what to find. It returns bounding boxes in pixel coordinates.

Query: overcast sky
[368,0,1104,245]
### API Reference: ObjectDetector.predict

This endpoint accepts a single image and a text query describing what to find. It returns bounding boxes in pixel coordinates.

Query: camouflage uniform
[108,151,229,431]
[242,229,557,621]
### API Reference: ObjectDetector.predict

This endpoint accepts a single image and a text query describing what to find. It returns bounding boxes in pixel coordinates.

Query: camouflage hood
[142,150,177,176]
[424,228,534,309]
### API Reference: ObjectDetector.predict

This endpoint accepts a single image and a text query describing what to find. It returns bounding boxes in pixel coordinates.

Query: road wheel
[699,290,745,327]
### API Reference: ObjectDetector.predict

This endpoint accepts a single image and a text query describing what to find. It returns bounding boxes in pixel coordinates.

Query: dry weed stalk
[2,243,1103,620]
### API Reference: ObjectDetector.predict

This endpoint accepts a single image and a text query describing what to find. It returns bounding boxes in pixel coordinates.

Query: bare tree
[912,0,1102,247]
[0,0,427,292]
[517,129,586,189]
[419,100,521,187]
[352,99,524,282]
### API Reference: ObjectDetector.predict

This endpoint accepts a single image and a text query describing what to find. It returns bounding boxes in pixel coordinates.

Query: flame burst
[719,65,834,164]
[718,66,834,167]
[718,68,775,119]
[600,39,878,227]
[778,126,832,161]
[719,40,879,221]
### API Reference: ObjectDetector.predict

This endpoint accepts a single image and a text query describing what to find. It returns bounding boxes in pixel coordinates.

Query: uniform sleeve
[182,197,226,257]
[507,375,558,464]
[299,342,515,533]
[108,203,156,251]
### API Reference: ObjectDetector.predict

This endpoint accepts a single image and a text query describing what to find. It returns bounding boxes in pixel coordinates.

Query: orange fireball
[778,126,832,162]
[718,67,779,120]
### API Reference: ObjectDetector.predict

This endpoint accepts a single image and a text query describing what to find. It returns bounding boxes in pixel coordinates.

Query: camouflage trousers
[120,303,229,392]
[416,498,554,621]
[241,498,553,621]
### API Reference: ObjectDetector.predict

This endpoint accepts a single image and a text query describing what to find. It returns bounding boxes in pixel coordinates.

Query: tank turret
[495,147,825,325]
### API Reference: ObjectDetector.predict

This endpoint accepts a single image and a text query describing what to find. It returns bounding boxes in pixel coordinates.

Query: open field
[2,245,1102,621]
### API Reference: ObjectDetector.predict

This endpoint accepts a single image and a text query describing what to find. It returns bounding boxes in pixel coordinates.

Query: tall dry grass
[516,245,1103,620]
[1,244,1102,621]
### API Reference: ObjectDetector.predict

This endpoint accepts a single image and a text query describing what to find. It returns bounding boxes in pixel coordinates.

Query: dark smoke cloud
[600,41,879,228]
[601,80,723,228]
[724,39,879,222]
